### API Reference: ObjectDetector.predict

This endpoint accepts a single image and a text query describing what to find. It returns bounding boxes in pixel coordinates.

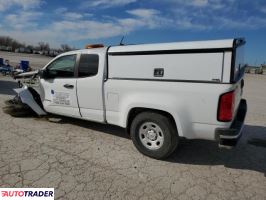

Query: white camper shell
[14,38,247,159]
[109,39,238,83]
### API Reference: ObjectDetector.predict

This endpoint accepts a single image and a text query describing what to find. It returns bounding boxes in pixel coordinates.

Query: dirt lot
[0,51,52,69]
[0,74,265,200]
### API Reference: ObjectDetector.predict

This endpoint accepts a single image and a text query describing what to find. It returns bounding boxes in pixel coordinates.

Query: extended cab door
[76,53,105,122]
[40,54,80,117]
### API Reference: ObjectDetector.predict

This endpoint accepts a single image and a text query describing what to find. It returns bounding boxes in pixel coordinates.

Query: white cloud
[219,16,266,29]
[118,18,144,31]
[175,18,208,30]
[49,9,170,41]
[54,7,68,15]
[82,0,137,8]
[0,19,127,47]
[127,9,160,18]
[165,0,266,30]
[0,20,125,47]
[163,0,208,7]
[0,0,42,11]
[0,8,172,47]
[0,29,61,46]
[165,0,233,10]
[260,6,266,14]
[190,0,208,7]
[51,20,125,40]
[126,9,172,29]
[54,7,85,20]
[5,11,42,29]
[63,12,83,20]
[1,0,266,48]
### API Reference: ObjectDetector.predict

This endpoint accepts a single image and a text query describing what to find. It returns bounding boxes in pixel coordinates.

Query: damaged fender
[14,87,47,116]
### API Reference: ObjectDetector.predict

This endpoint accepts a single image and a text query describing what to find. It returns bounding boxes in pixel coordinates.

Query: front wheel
[130,112,179,159]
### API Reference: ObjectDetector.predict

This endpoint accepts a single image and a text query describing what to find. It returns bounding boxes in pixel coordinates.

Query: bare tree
[61,44,72,52]
[3,36,12,46]
[0,35,75,53]
[38,42,50,51]
[0,36,25,51]
[0,36,12,46]
[11,40,22,50]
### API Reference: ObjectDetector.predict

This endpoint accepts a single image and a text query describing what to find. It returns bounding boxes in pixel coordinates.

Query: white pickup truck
[13,38,247,159]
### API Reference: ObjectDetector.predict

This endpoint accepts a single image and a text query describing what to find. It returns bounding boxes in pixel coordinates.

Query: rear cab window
[78,54,99,77]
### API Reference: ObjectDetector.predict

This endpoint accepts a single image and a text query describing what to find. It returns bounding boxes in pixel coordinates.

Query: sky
[0,0,266,65]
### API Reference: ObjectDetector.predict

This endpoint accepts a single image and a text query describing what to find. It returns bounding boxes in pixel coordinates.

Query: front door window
[46,54,76,78]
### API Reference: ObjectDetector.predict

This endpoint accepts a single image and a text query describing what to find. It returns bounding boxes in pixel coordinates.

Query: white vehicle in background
[12,38,247,159]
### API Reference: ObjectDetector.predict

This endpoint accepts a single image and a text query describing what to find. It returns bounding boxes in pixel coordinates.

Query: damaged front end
[14,70,40,89]
[13,86,46,116]
[5,71,47,117]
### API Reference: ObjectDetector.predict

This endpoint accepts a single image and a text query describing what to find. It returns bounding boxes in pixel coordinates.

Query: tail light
[218,91,235,122]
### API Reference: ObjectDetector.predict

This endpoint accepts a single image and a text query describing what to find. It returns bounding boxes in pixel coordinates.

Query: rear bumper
[215,99,247,147]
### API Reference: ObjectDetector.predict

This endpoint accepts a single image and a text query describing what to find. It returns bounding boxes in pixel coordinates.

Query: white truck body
[15,38,247,159]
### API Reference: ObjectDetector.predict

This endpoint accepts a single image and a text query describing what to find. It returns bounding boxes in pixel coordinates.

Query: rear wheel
[130,112,178,159]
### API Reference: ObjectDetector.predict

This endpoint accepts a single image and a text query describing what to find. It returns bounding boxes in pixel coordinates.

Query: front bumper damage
[215,99,247,148]
[14,87,46,116]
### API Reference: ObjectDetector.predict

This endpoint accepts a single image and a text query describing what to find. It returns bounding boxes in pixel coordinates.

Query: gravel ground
[0,74,265,200]
[0,51,52,69]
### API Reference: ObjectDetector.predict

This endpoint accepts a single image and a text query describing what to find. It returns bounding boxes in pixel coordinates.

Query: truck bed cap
[109,39,236,54]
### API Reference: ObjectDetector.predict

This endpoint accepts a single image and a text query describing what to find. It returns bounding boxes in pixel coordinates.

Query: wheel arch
[126,107,182,136]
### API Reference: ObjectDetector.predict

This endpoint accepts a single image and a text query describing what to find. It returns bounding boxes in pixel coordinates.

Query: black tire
[130,112,179,159]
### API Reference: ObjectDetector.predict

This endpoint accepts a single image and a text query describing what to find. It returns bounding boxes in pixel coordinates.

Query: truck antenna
[119,36,125,46]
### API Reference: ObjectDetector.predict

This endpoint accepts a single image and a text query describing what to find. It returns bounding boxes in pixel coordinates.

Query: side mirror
[38,69,48,79]
[39,69,57,79]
